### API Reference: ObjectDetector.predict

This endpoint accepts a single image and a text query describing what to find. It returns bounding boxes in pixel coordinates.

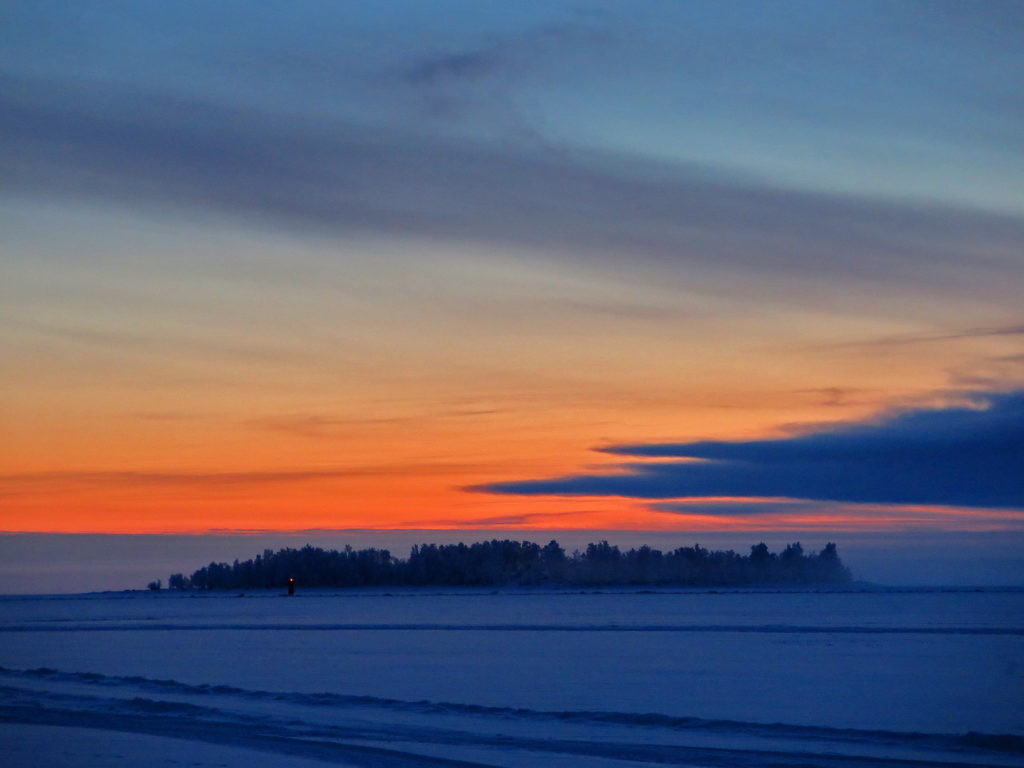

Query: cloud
[248,413,415,439]
[3,73,1023,302]
[830,322,1024,350]
[404,20,602,87]
[0,463,485,494]
[15,320,303,364]
[476,391,1024,509]
[407,50,505,86]
[792,387,879,408]
[652,499,822,517]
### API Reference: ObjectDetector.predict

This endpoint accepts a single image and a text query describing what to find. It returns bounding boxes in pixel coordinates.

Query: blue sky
[4,0,1022,214]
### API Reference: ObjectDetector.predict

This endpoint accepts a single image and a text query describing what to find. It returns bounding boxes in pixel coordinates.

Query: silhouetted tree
[168,573,190,590]
[161,539,852,590]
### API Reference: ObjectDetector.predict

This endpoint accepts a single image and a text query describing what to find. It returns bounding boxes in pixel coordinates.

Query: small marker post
[288,577,295,596]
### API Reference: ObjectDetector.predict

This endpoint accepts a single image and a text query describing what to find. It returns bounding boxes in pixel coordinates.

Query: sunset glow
[2,2,1022,557]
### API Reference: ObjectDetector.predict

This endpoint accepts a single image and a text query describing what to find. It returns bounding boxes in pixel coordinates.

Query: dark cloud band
[3,74,1023,300]
[476,391,1024,509]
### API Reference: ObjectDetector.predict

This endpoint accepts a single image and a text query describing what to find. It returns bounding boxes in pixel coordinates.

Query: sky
[1,1,1023,588]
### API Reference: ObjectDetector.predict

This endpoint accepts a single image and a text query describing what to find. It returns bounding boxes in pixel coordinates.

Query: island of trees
[159,540,851,590]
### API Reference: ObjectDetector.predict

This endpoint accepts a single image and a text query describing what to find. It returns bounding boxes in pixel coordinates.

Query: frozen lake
[1,587,1022,767]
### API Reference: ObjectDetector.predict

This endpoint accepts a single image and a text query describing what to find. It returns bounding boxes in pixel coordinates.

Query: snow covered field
[1,587,1022,767]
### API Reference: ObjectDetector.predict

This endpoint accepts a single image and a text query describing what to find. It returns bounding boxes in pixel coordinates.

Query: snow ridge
[2,665,1021,764]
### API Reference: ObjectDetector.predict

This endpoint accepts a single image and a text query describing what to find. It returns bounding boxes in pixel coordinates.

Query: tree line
[160,539,851,590]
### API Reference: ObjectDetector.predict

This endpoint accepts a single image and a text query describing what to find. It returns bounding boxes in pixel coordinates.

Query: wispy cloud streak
[3,75,1022,298]
[1,463,484,493]
[830,323,1024,350]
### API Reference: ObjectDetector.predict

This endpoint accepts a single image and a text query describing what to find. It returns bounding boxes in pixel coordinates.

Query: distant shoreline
[5,583,1024,600]
[156,539,853,592]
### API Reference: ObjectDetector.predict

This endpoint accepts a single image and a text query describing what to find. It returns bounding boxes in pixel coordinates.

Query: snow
[1,587,1022,767]
[0,724,345,768]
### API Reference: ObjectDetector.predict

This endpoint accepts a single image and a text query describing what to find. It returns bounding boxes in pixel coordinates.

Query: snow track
[1,666,1021,767]
[3,622,1021,634]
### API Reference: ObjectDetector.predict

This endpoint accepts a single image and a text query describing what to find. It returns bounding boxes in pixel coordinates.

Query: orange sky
[2,4,1023,537]
[3,259,1021,534]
